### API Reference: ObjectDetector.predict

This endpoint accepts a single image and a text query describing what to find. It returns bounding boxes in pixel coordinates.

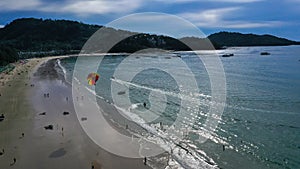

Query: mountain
[0,18,299,65]
[208,32,299,47]
[1,18,299,54]
[0,18,101,52]
[0,18,194,56]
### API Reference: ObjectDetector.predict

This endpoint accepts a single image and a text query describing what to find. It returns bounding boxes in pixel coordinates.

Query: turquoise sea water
[60,46,300,169]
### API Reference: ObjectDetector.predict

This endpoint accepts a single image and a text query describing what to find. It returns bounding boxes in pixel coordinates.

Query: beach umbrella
[87,72,100,85]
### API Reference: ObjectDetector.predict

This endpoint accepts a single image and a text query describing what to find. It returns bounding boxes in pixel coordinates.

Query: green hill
[0,46,18,66]
[208,31,299,47]
[0,18,101,52]
[0,18,192,55]
[1,18,298,54]
[0,18,299,66]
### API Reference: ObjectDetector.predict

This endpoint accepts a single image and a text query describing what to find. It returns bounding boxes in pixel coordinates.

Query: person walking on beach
[19,132,24,139]
[10,157,16,166]
[160,122,163,130]
[144,157,147,165]
[0,114,4,120]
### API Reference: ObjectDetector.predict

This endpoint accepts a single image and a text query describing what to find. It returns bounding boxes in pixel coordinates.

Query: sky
[0,0,299,40]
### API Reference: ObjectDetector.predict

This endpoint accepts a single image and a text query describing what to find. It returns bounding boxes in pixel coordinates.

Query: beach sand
[0,57,153,169]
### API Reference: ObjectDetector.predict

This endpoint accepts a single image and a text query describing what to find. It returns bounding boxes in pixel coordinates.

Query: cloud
[0,0,41,10]
[107,13,207,38]
[155,0,263,3]
[180,7,238,23]
[0,0,143,15]
[41,0,142,15]
[0,25,4,28]
[179,7,283,28]
[215,21,283,28]
[205,0,263,2]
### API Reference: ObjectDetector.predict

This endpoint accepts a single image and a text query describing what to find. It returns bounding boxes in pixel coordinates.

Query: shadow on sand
[49,148,66,158]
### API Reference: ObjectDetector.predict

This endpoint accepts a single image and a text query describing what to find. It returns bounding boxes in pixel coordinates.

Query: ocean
[58,45,300,169]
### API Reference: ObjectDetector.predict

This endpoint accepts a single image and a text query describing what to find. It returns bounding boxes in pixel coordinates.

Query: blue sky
[0,0,299,40]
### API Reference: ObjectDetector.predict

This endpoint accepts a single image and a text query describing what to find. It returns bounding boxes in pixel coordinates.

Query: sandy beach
[0,56,152,169]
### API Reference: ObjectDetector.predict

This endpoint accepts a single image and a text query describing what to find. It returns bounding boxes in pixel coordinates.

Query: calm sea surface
[60,46,300,169]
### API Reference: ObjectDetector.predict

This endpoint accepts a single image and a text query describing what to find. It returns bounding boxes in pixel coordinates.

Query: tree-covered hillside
[208,32,299,47]
[0,46,18,66]
[0,18,101,51]
[0,18,299,67]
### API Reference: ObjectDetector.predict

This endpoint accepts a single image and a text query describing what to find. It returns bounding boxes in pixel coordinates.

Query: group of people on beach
[43,93,50,98]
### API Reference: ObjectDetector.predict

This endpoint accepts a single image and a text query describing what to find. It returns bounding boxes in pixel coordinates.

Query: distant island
[0,18,299,66]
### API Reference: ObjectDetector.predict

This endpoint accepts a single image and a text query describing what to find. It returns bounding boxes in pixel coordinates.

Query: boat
[260,52,270,55]
[222,53,234,57]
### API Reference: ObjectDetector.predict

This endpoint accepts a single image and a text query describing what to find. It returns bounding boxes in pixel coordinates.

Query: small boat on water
[260,52,270,55]
[222,53,234,57]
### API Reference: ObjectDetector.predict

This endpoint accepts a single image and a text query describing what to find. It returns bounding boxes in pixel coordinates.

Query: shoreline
[0,57,43,169]
[0,56,153,169]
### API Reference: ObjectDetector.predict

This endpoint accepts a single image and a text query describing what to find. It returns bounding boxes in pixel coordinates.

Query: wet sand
[0,57,152,169]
